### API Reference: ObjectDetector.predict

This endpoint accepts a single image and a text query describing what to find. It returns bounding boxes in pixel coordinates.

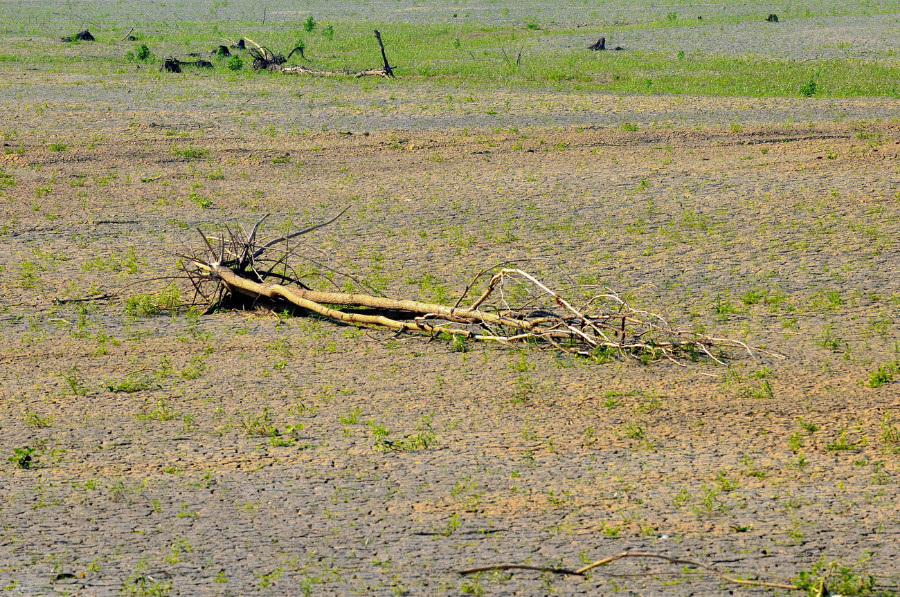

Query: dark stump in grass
[61,29,95,42]
[160,58,181,73]
[588,37,606,51]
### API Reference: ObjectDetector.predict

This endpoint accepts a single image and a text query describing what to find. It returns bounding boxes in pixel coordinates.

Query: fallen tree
[177,211,780,365]
[248,31,395,77]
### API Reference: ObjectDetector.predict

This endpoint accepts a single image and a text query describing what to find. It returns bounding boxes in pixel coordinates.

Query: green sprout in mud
[370,415,436,452]
[60,366,89,396]
[8,446,37,469]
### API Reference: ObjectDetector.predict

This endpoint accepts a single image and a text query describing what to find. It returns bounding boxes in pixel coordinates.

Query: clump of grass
[799,77,819,97]
[371,415,437,451]
[865,361,897,388]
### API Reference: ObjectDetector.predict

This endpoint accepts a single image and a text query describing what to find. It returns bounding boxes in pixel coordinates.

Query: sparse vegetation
[1,4,898,594]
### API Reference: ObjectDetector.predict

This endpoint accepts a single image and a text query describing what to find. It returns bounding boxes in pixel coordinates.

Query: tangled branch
[178,212,781,365]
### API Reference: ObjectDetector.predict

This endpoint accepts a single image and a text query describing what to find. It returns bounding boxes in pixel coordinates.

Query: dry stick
[458,551,801,592]
[250,207,349,260]
[451,260,530,310]
[373,30,394,77]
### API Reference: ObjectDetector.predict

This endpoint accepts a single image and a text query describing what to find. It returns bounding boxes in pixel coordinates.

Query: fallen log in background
[248,30,394,77]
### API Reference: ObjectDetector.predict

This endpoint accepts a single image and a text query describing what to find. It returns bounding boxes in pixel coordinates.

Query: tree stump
[588,37,606,51]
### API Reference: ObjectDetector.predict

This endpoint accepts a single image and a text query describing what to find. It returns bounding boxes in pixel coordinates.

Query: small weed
[826,429,861,451]
[107,373,153,393]
[60,366,89,396]
[881,414,900,453]
[125,294,160,317]
[793,556,875,597]
[434,512,462,536]
[715,471,739,492]
[164,539,192,564]
[673,488,690,506]
[740,455,767,479]
[510,374,536,403]
[691,484,727,516]
[451,334,468,353]
[379,414,437,452]
[460,573,485,596]
[179,148,207,159]
[340,407,362,425]
[620,420,645,440]
[136,398,180,422]
[798,418,820,433]
[189,192,213,209]
[511,351,535,372]
[741,288,766,305]
[48,142,67,152]
[714,294,740,320]
[816,325,845,352]
[181,354,205,380]
[177,502,198,519]
[303,16,317,32]
[24,411,53,429]
[227,55,243,71]
[865,361,897,388]
[8,446,37,469]
[242,407,277,437]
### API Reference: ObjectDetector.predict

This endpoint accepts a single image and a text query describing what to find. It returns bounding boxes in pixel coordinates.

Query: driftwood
[178,212,781,365]
[253,31,395,78]
[588,36,606,51]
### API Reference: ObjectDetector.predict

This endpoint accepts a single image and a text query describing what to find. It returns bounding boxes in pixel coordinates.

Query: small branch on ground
[457,551,802,592]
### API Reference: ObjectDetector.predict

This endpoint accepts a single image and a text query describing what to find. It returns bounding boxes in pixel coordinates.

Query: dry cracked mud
[1,37,899,597]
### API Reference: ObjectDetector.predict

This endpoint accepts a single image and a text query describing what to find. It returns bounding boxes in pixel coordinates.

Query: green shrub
[136,44,151,61]
[866,361,897,388]
[799,78,818,97]
[227,55,243,71]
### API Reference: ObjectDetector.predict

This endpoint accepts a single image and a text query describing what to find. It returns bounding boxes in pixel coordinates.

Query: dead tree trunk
[176,213,782,365]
